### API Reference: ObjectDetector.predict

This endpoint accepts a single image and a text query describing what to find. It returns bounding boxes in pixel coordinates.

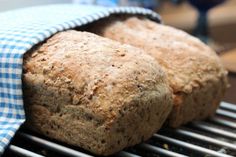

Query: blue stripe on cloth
[0,103,24,110]
[0,93,22,100]
[0,73,21,79]
[0,33,42,40]
[0,53,23,59]
[0,63,22,69]
[0,4,162,154]
[0,45,28,50]
[0,82,21,89]
[0,38,34,45]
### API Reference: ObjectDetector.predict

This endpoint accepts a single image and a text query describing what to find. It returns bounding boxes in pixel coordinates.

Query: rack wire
[3,102,236,157]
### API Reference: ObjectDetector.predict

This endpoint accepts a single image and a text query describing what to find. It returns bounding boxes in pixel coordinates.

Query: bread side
[23,30,173,155]
[88,17,228,127]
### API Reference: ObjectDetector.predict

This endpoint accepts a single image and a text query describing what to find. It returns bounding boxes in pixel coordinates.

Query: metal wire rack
[2,102,236,157]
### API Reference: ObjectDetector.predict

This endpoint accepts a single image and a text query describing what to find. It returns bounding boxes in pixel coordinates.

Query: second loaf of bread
[87,17,228,127]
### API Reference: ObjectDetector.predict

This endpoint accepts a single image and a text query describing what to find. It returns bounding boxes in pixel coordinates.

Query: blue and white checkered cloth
[0,4,161,154]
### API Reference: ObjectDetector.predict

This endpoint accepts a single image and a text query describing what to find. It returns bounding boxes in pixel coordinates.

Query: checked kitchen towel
[0,4,161,154]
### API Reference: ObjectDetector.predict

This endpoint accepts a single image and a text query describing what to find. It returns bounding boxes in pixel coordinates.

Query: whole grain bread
[87,17,228,127]
[23,30,173,155]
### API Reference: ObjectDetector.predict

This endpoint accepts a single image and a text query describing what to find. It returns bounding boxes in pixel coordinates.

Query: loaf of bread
[87,17,228,127]
[23,30,173,155]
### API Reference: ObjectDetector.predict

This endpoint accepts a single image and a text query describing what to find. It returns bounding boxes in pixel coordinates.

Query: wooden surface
[159,0,236,31]
[220,48,236,73]
[223,73,236,104]
[220,48,236,104]
[158,0,236,48]
[158,1,236,105]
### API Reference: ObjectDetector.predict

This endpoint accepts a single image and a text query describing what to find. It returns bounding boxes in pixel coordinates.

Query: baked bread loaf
[23,30,173,155]
[87,17,228,127]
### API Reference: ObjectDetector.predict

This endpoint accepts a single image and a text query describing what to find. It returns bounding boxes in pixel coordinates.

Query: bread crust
[23,30,173,155]
[89,17,228,127]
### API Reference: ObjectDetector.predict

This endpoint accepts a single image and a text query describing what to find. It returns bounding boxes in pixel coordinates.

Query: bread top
[23,30,171,121]
[94,17,228,94]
